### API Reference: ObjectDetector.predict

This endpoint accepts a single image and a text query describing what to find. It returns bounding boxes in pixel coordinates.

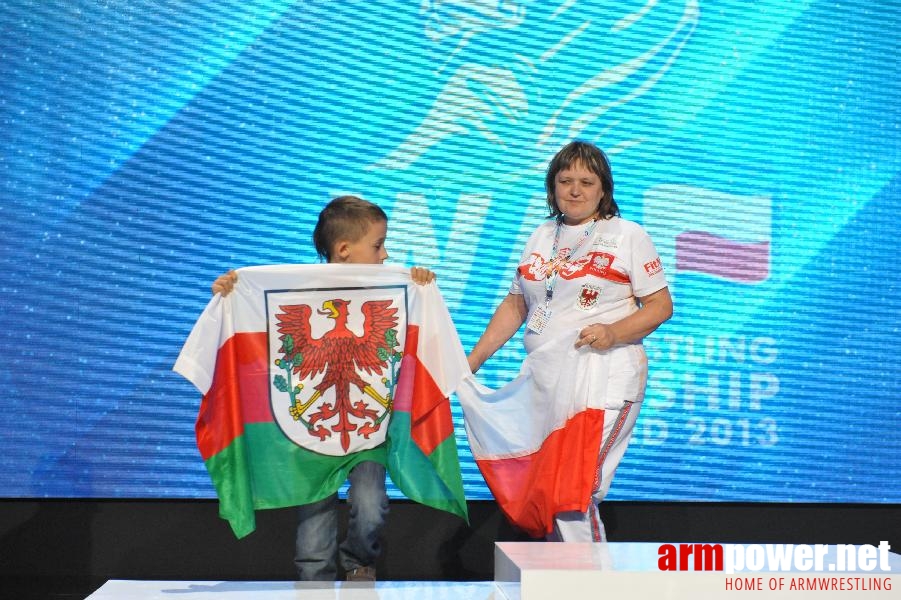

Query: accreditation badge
[526,305,551,334]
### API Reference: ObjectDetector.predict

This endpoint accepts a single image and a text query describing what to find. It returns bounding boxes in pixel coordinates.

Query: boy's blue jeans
[294,461,389,580]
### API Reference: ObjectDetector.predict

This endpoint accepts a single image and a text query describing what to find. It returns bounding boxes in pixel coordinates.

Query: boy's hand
[211,270,238,296]
[410,266,436,285]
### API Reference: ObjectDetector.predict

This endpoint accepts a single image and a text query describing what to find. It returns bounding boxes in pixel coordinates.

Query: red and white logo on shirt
[644,257,662,276]
[519,251,630,285]
[577,284,602,310]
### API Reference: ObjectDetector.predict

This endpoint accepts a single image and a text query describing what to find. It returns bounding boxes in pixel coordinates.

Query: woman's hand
[410,266,436,285]
[575,287,674,351]
[211,270,238,296]
[575,323,617,351]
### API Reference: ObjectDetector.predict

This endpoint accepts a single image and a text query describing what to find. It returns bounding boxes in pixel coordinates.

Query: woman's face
[554,162,603,225]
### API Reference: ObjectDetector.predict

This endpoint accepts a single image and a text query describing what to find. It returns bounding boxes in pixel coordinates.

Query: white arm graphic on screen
[370,0,699,171]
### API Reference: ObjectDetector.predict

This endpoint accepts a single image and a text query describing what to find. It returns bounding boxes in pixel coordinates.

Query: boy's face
[334,219,389,265]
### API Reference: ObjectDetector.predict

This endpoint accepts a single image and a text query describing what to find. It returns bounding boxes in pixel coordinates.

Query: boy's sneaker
[346,566,376,582]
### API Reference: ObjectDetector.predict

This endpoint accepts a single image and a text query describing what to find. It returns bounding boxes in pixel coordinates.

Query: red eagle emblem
[577,284,602,310]
[273,298,400,452]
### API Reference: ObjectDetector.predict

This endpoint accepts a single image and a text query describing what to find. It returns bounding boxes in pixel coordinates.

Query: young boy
[211,195,434,582]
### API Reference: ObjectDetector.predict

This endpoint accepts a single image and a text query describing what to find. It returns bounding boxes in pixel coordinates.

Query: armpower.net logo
[658,542,894,592]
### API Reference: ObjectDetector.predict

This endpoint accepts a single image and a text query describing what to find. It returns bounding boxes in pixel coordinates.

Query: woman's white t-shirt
[510,216,669,405]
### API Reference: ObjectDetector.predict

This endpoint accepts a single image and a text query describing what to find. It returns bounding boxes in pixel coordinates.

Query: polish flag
[642,185,772,284]
[456,332,613,538]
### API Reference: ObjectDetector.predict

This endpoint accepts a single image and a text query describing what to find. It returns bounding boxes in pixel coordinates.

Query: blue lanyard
[545,218,598,305]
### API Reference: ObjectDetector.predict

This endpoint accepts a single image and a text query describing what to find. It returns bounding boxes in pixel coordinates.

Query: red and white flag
[643,184,772,284]
[173,263,470,537]
[456,331,615,538]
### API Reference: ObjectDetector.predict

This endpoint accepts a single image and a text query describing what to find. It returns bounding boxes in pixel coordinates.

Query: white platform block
[86,580,498,599]
[495,542,901,600]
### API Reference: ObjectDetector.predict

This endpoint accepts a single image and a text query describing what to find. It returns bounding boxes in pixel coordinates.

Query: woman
[465,140,673,542]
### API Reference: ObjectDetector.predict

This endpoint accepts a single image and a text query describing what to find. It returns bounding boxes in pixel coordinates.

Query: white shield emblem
[577,283,602,311]
[266,285,408,456]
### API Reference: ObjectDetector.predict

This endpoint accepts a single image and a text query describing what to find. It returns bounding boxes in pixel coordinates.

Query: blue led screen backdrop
[0,0,898,502]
